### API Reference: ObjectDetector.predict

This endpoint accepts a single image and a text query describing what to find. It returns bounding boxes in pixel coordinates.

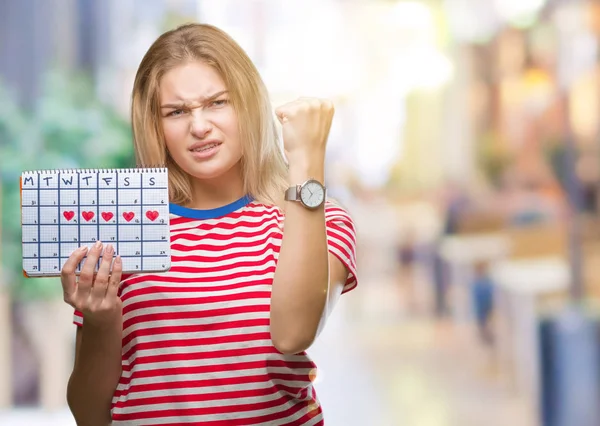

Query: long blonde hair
[131,23,288,206]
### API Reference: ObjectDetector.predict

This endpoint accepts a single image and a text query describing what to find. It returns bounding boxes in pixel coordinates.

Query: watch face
[300,180,325,209]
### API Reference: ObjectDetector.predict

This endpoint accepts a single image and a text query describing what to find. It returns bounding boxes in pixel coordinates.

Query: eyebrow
[160,90,229,109]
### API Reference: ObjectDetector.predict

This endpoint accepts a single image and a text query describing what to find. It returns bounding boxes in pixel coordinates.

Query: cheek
[221,114,241,148]
[162,121,187,150]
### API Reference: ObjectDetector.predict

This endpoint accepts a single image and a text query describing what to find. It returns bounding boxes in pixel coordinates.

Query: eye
[211,99,229,107]
[167,109,185,117]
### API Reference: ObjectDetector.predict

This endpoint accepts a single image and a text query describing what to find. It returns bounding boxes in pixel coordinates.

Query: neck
[186,166,245,210]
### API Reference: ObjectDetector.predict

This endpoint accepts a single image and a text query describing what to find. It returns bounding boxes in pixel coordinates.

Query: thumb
[275,108,289,125]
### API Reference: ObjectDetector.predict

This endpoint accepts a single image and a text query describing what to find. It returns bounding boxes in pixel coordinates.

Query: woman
[61,23,357,425]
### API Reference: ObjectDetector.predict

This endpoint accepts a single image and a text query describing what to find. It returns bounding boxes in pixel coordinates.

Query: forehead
[159,61,227,100]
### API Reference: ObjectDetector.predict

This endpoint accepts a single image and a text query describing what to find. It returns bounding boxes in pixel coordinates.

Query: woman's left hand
[275,98,335,164]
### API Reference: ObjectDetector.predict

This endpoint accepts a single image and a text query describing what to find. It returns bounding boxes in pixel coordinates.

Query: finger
[106,255,123,300]
[275,108,289,124]
[90,244,113,300]
[320,98,334,112]
[299,97,320,109]
[80,241,103,289]
[61,246,89,301]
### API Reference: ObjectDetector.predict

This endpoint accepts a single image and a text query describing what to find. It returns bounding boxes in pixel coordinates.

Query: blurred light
[443,0,501,43]
[494,0,547,27]
[195,0,256,57]
[381,2,453,92]
[203,0,366,99]
[354,90,405,188]
[386,1,432,30]
[390,47,454,92]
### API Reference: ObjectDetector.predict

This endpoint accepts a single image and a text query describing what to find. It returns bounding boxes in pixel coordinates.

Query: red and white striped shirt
[74,196,358,425]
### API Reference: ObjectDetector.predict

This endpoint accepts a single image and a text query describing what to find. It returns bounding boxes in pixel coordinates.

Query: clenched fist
[275,97,335,163]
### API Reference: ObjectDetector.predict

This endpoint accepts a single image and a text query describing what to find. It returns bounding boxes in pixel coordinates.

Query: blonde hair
[131,23,288,206]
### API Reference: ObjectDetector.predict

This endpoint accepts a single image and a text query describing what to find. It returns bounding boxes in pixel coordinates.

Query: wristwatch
[285,178,327,210]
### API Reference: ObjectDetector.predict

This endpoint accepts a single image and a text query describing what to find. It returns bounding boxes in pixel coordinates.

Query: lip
[188,140,222,159]
[188,140,222,151]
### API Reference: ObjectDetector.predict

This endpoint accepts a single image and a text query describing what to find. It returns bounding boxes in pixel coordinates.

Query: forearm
[270,156,329,354]
[67,320,122,426]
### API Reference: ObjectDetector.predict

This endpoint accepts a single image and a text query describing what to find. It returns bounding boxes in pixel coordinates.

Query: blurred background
[2,0,600,425]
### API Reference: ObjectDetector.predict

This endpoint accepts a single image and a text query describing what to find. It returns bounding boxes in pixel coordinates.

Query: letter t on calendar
[21,168,171,277]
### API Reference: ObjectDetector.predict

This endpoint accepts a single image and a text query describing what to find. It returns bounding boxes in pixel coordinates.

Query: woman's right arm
[62,242,123,426]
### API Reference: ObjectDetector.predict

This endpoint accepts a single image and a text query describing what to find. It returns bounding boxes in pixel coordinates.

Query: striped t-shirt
[74,196,358,425]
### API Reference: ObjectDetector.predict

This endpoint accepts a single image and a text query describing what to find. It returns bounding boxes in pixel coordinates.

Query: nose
[189,109,212,139]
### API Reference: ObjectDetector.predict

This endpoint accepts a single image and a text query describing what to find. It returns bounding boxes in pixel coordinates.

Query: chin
[184,160,241,181]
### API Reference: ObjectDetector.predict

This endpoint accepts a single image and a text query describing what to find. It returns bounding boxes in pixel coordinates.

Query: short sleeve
[73,310,83,327]
[325,201,358,294]
[72,273,132,326]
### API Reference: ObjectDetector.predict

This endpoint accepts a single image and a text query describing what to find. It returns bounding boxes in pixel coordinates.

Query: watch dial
[300,181,325,208]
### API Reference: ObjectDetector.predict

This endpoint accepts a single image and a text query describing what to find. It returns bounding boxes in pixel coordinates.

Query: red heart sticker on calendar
[146,210,159,221]
[63,211,75,221]
[82,211,95,222]
[101,212,114,222]
[123,212,135,222]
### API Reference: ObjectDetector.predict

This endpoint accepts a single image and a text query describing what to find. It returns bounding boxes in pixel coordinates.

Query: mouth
[188,140,223,159]
[189,141,222,153]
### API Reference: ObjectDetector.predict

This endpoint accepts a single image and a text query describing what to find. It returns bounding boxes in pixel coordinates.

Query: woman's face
[159,61,242,182]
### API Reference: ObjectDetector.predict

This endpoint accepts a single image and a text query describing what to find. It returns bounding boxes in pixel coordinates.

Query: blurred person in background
[395,228,421,314]
[471,260,495,346]
[60,23,358,425]
[498,167,563,227]
[430,182,471,319]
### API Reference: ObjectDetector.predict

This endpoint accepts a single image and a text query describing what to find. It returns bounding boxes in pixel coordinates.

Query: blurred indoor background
[2,0,600,425]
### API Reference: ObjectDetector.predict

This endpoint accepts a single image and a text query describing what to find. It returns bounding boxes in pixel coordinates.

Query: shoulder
[268,198,354,219]
[324,199,353,222]
[244,201,285,220]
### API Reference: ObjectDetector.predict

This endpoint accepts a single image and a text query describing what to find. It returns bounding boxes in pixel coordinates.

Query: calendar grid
[140,172,144,271]
[22,168,171,277]
[36,173,41,272]
[58,172,62,269]
[77,174,82,273]
[96,171,100,253]
[116,170,120,258]
[22,189,165,191]
[24,239,168,245]
[77,174,81,254]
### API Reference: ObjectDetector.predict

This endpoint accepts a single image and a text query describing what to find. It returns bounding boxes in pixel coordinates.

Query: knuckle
[74,300,86,311]
[83,256,96,267]
[95,276,108,286]
[79,271,92,283]
[63,294,73,306]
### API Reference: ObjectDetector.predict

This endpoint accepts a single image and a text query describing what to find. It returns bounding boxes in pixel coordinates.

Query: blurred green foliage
[0,71,134,300]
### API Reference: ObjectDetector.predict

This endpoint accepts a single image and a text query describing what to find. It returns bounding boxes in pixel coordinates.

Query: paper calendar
[21,167,171,277]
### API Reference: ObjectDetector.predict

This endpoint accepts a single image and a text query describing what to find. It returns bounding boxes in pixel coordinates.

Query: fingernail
[95,240,102,249]
[79,246,88,252]
[115,255,122,264]
[105,244,114,254]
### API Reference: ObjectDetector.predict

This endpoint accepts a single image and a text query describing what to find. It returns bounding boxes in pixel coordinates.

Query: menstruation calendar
[21,168,171,277]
